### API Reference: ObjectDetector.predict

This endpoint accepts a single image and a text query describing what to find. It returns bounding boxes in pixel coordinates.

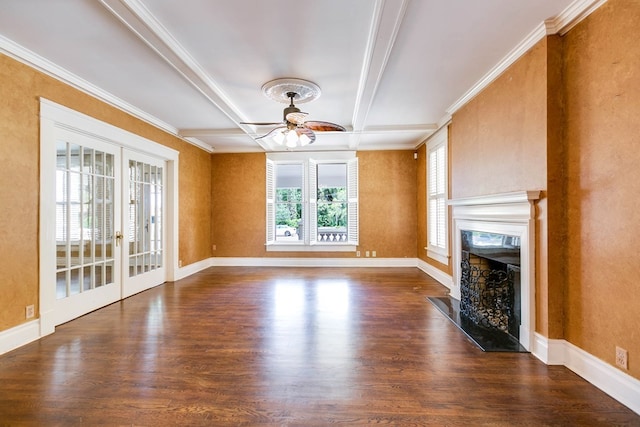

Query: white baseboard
[209,257,418,268]
[533,333,640,415]
[417,258,453,290]
[0,320,41,356]
[174,257,214,280]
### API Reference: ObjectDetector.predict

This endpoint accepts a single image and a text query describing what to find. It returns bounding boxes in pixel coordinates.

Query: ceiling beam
[98,0,270,151]
[351,0,410,136]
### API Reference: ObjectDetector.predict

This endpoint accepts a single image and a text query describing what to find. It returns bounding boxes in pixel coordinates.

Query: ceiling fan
[241,79,346,147]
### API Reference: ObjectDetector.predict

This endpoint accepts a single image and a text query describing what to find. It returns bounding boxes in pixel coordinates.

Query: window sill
[266,244,356,252]
[426,247,449,265]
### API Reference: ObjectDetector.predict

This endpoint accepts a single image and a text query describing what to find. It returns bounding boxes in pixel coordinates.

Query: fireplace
[438,191,539,351]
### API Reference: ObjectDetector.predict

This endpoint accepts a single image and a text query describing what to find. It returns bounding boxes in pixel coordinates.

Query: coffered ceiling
[0,0,599,152]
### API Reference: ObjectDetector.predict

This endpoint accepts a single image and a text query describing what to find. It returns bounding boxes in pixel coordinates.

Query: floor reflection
[268,278,356,401]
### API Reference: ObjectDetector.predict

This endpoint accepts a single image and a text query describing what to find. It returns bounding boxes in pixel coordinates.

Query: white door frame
[39,98,179,336]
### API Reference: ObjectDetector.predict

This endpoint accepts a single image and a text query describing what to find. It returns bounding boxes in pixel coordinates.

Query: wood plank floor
[0,267,638,426]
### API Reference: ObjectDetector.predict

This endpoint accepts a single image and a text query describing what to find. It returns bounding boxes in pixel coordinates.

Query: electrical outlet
[25,305,35,319]
[212,244,216,251]
[356,251,361,257]
[372,251,377,257]
[178,259,183,268]
[615,346,628,370]
[365,251,370,257]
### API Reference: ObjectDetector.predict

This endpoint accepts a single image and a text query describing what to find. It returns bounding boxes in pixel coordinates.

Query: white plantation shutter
[427,127,448,264]
[347,157,359,245]
[308,159,318,245]
[265,159,275,245]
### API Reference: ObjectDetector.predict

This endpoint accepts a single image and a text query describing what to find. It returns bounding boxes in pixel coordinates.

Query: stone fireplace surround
[449,191,540,351]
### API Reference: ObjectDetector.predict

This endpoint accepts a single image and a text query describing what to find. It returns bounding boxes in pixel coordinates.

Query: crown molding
[545,0,608,35]
[0,34,179,135]
[446,0,608,117]
[0,34,217,154]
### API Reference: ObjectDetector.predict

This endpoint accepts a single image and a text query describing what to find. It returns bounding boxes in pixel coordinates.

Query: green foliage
[275,186,347,229]
[317,187,346,227]
[276,188,301,227]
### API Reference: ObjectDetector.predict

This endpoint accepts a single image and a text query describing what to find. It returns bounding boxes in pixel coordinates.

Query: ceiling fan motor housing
[284,105,301,123]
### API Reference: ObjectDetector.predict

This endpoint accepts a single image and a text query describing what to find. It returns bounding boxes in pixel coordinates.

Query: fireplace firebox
[460,230,521,341]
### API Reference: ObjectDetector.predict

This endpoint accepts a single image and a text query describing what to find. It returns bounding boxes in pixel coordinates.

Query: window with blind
[427,128,449,265]
[266,151,358,252]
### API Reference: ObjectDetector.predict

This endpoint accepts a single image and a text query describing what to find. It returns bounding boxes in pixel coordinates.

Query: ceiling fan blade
[295,127,316,145]
[240,121,283,126]
[254,126,287,140]
[303,121,346,132]
[285,111,308,125]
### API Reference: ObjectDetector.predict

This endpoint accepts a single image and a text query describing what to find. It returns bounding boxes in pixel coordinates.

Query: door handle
[115,231,123,246]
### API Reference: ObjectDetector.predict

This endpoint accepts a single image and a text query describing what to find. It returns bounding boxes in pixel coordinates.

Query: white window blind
[427,127,449,265]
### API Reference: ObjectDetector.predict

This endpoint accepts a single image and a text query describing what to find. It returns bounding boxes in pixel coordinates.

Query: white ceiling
[0,0,590,153]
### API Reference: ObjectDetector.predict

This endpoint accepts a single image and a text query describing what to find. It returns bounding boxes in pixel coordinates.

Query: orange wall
[0,53,212,331]
[563,0,640,377]
[211,150,418,259]
[446,0,640,378]
[449,38,555,336]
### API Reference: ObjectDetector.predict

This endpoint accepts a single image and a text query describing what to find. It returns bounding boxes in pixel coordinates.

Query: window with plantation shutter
[266,152,357,252]
[427,127,449,265]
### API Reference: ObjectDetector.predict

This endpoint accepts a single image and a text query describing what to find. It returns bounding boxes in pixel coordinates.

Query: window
[427,127,448,265]
[266,152,358,251]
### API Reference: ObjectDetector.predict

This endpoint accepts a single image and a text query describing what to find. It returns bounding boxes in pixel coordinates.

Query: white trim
[426,249,449,265]
[40,99,178,160]
[533,335,640,416]
[0,35,212,153]
[0,320,41,356]
[427,127,449,265]
[267,151,356,161]
[39,98,179,332]
[448,190,541,207]
[449,191,540,351]
[446,23,547,116]
[210,257,418,268]
[446,0,608,117]
[173,257,213,281]
[417,258,453,290]
[545,0,608,36]
[267,245,357,253]
[352,0,410,134]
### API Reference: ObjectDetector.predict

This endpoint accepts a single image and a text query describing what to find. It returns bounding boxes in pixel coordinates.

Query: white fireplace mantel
[448,190,540,351]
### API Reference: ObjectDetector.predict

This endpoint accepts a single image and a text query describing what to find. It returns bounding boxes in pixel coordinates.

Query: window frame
[266,151,358,252]
[426,127,449,265]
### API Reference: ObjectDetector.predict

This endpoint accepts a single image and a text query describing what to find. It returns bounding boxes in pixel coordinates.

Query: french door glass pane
[128,160,163,277]
[56,142,115,299]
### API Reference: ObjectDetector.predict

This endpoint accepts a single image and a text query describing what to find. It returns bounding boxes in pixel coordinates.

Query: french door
[51,131,166,325]
[122,150,166,298]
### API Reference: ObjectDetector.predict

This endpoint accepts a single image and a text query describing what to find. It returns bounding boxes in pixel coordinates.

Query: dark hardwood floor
[0,267,638,426]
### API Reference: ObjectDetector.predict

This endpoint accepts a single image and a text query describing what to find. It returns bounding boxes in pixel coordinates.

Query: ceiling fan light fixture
[286,130,299,148]
[299,133,311,146]
[245,78,343,149]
